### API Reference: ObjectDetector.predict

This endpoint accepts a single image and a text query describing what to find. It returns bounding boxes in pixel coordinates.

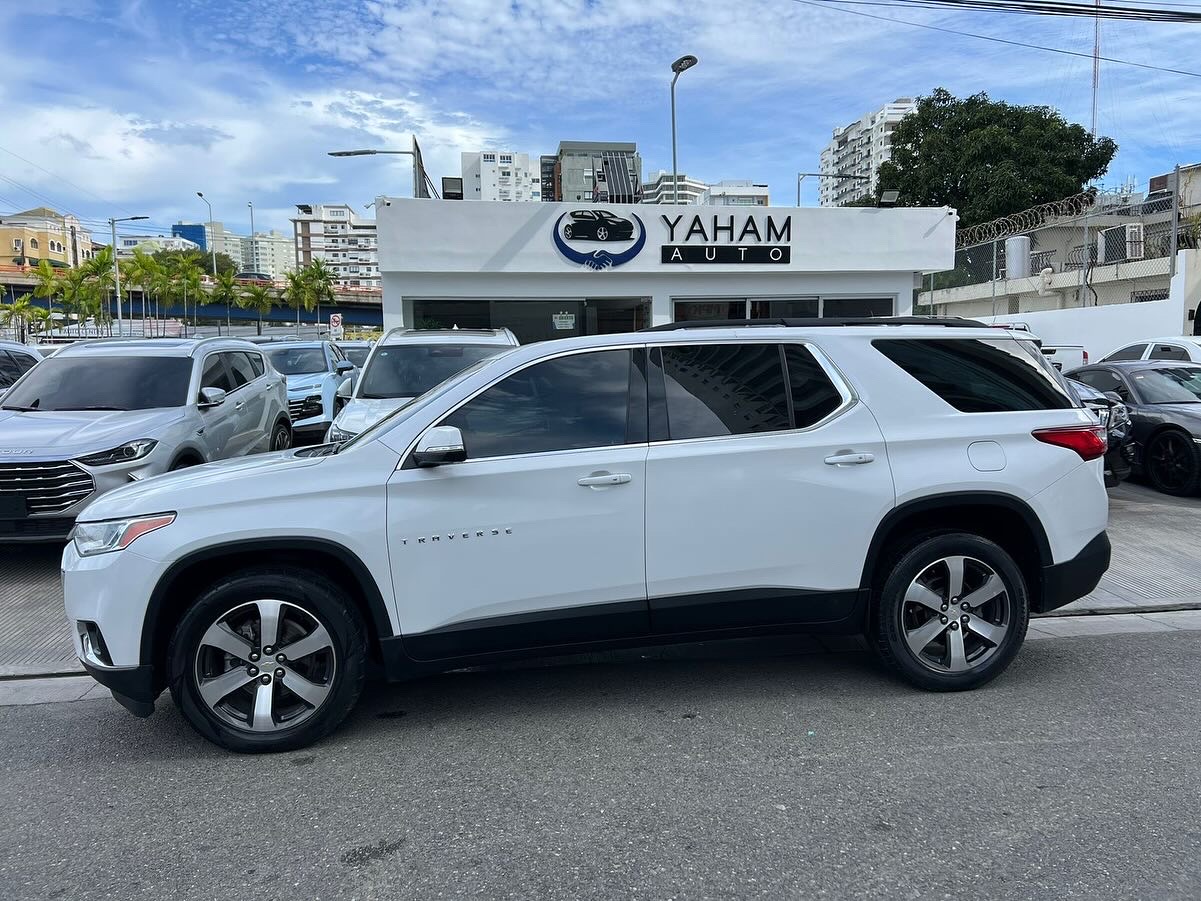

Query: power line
[790,0,1201,77]
[0,144,137,216]
[815,0,1201,21]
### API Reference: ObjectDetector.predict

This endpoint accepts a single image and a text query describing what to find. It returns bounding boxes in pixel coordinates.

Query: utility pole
[248,201,256,272]
[108,215,148,336]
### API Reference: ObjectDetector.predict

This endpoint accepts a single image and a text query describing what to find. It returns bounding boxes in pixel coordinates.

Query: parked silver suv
[0,337,290,541]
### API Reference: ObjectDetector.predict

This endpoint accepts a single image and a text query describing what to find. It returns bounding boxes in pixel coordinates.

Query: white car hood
[0,408,186,461]
[334,397,413,435]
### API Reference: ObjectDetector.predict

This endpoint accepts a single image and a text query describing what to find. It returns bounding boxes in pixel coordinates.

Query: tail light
[1083,350,1090,364]
[1033,425,1107,461]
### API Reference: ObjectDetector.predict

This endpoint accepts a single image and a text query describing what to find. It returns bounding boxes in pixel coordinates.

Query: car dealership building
[376,198,956,343]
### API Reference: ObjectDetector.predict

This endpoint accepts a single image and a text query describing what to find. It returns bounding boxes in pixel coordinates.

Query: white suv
[62,320,1111,752]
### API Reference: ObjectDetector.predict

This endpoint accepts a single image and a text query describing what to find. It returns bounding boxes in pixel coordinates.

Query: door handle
[824,452,874,466]
[234,401,245,410]
[577,472,632,487]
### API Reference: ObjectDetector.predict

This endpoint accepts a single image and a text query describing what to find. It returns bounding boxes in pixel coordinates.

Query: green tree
[167,256,203,335]
[122,249,161,336]
[876,88,1118,228]
[31,259,61,326]
[304,259,336,332]
[0,293,38,343]
[281,269,314,334]
[151,247,239,277]
[237,282,277,336]
[59,269,91,334]
[210,270,240,333]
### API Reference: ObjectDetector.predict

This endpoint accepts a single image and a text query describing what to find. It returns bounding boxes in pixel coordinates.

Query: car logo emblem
[552,209,646,270]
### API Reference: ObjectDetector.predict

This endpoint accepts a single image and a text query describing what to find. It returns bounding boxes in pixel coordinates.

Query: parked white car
[0,338,290,541]
[1102,336,1201,364]
[259,341,357,444]
[62,320,1110,752]
[327,328,518,442]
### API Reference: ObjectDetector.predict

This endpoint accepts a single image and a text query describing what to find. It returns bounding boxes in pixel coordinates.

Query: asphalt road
[1,631,1199,900]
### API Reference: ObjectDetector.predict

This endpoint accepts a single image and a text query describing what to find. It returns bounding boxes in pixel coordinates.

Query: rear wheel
[872,534,1029,691]
[1145,430,1200,496]
[168,568,367,753]
[270,421,292,451]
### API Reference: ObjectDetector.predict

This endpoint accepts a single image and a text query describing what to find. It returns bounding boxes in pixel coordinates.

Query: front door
[644,341,894,632]
[197,353,239,460]
[387,347,650,660]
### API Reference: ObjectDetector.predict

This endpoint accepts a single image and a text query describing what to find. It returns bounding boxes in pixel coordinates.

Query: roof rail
[643,316,992,332]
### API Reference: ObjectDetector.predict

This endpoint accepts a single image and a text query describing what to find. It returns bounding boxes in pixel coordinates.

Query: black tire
[167,567,367,753]
[872,533,1029,692]
[169,456,201,472]
[270,420,292,452]
[563,223,573,239]
[1144,429,1201,496]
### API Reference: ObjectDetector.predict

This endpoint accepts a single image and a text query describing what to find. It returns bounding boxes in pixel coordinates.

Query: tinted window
[1149,344,1190,361]
[661,344,790,439]
[822,297,893,318]
[225,352,258,388]
[0,356,193,411]
[265,346,327,375]
[359,344,507,399]
[9,350,37,376]
[1105,343,1147,362]
[443,350,632,458]
[873,338,1075,412]
[246,353,265,377]
[0,351,24,387]
[340,346,371,367]
[1130,367,1201,404]
[1074,369,1126,396]
[201,355,235,392]
[784,345,843,427]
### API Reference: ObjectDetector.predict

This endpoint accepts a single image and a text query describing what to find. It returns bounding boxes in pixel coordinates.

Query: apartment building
[553,141,642,204]
[241,229,296,278]
[292,203,380,288]
[819,98,916,207]
[641,170,709,204]
[0,207,95,267]
[540,155,559,202]
[700,180,770,206]
[114,235,201,257]
[172,221,246,268]
[461,151,542,201]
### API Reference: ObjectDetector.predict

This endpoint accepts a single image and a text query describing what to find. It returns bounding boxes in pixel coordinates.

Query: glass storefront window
[821,297,894,318]
[411,298,650,344]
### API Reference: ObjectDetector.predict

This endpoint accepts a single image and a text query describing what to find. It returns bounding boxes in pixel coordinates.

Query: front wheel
[1145,430,1200,496]
[270,421,292,452]
[872,534,1029,691]
[168,568,367,753]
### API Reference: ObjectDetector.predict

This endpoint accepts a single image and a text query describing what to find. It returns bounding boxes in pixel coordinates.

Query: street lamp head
[671,54,698,74]
[196,191,204,198]
[129,215,149,221]
[328,149,374,157]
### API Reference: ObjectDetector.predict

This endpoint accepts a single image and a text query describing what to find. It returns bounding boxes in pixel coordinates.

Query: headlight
[71,513,176,557]
[76,439,158,467]
[328,425,356,442]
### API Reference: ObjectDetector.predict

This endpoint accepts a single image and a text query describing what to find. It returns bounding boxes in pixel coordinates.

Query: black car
[1066,377,1134,488]
[562,209,635,242]
[1067,361,1201,496]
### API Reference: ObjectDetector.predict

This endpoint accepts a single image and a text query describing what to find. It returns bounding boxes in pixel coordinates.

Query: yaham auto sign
[660,212,792,264]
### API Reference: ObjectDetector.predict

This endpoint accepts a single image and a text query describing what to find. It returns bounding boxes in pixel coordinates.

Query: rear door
[644,341,893,633]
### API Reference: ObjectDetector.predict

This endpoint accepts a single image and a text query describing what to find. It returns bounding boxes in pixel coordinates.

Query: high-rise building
[460,151,542,201]
[700,180,770,206]
[291,203,379,288]
[172,220,245,268]
[114,235,201,257]
[539,155,559,202]
[241,230,296,278]
[0,207,94,267]
[641,170,709,204]
[554,141,642,204]
[819,98,916,207]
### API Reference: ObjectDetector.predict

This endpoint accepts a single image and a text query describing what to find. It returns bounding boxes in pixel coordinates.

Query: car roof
[380,328,518,346]
[1082,360,1201,370]
[1130,336,1201,344]
[260,340,329,350]
[0,340,39,355]
[50,337,265,359]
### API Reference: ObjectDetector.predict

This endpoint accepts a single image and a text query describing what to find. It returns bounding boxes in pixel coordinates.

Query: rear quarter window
[873,338,1075,413]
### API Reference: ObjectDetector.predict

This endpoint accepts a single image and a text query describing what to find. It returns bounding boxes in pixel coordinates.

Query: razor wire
[956,191,1099,248]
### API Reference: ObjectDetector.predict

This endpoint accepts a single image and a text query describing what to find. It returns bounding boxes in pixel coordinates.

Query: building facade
[114,235,201,257]
[0,207,94,268]
[376,198,955,343]
[292,203,380,288]
[241,229,296,278]
[554,141,642,204]
[819,98,916,207]
[641,171,709,205]
[461,151,542,202]
[540,155,559,202]
[172,221,245,268]
[701,180,770,206]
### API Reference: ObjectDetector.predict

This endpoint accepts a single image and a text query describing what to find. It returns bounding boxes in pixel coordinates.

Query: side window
[225,352,257,388]
[659,343,790,440]
[783,345,844,428]
[1105,343,1148,362]
[442,350,634,459]
[1150,344,1190,361]
[1076,369,1129,399]
[0,351,23,387]
[13,352,37,376]
[873,338,1075,412]
[246,352,265,377]
[200,355,235,393]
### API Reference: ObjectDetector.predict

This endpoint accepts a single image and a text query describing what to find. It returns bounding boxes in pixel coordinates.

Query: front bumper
[1037,531,1111,613]
[81,658,157,717]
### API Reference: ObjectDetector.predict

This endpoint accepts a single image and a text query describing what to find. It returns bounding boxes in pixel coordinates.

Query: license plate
[0,495,28,518]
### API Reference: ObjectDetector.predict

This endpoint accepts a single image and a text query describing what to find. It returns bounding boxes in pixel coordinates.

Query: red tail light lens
[1083,350,1090,364]
[1033,425,1107,461]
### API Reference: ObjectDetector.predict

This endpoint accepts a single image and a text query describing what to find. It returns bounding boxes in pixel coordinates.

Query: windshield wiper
[52,405,130,411]
[0,404,39,411]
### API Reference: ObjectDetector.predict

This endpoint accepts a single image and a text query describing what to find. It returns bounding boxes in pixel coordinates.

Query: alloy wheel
[563,223,573,238]
[271,425,291,451]
[899,555,1012,674]
[1149,433,1193,492]
[194,599,336,733]
[596,226,609,240]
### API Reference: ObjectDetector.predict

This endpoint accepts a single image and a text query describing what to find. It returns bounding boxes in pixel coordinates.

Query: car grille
[289,397,322,421]
[0,460,95,515]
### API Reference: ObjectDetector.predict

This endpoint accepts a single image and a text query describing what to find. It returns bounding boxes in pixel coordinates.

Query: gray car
[0,337,290,541]
[259,340,356,444]
[0,339,40,389]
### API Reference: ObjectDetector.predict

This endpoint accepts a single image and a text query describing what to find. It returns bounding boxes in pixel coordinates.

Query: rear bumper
[81,660,158,717]
[1037,531,1111,613]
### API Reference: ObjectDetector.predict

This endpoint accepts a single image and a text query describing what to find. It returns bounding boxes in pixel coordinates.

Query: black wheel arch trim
[860,491,1053,592]
[139,537,395,671]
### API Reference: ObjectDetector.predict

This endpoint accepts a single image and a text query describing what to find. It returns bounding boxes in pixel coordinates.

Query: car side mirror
[1103,391,1124,405]
[413,425,466,467]
[198,386,227,408]
[335,360,354,374]
[336,378,354,399]
[1114,385,1130,402]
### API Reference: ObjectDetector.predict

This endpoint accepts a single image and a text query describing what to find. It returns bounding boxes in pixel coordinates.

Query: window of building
[29,238,38,249]
[482,153,496,162]
[873,338,1075,412]
[659,344,791,439]
[443,349,635,459]
[821,297,893,318]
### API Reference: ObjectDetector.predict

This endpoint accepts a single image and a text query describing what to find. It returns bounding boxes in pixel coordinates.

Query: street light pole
[328,143,426,198]
[197,192,226,333]
[247,201,255,272]
[107,215,148,336]
[669,55,698,204]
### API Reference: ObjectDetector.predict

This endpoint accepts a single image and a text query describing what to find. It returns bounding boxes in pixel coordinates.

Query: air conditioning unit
[1097,224,1144,263]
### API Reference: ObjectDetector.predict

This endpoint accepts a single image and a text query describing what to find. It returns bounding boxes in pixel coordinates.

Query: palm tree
[305,259,336,333]
[281,269,314,335]
[60,269,91,335]
[238,283,277,336]
[210,270,240,335]
[123,249,159,336]
[0,293,37,343]
[167,256,203,336]
[82,246,116,334]
[31,259,61,329]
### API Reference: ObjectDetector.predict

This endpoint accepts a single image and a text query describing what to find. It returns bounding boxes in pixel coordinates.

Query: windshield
[0,355,192,411]
[266,346,327,375]
[340,346,371,367]
[1132,367,1201,404]
[356,344,506,399]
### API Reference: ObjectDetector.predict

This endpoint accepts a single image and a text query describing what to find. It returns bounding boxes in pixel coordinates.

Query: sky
[0,0,1199,244]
